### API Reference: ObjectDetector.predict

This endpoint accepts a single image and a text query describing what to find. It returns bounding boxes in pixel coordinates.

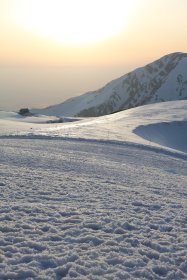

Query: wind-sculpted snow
[134,120,187,153]
[18,100,187,155]
[0,139,187,279]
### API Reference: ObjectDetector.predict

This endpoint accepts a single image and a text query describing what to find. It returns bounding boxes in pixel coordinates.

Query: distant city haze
[0,0,187,111]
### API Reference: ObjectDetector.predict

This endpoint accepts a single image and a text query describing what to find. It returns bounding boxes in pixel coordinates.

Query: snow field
[0,139,187,279]
[0,100,187,279]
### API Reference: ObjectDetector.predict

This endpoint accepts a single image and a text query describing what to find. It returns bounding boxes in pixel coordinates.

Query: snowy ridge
[7,100,187,154]
[32,52,187,117]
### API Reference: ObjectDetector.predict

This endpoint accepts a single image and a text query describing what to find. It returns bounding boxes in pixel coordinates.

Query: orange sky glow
[0,0,187,110]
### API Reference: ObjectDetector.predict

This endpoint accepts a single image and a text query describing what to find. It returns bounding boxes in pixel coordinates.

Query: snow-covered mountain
[33,52,187,117]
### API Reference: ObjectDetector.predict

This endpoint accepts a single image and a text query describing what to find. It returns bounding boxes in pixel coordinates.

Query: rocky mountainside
[32,52,187,117]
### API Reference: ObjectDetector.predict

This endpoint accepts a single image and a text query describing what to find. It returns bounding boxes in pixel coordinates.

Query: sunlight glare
[15,0,137,45]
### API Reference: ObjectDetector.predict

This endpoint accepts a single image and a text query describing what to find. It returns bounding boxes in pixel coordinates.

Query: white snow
[0,111,64,136]
[0,111,59,123]
[150,57,187,102]
[3,100,186,154]
[0,100,187,279]
[32,52,187,117]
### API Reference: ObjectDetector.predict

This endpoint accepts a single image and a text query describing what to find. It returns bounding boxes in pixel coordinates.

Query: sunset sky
[1,0,187,110]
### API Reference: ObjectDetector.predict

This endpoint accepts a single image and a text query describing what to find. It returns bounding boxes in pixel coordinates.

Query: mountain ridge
[32,52,187,117]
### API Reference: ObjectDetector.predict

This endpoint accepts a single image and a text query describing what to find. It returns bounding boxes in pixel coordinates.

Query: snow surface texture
[32,52,187,117]
[0,101,187,279]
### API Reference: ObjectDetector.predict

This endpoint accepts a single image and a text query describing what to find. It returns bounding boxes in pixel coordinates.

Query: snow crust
[0,101,187,279]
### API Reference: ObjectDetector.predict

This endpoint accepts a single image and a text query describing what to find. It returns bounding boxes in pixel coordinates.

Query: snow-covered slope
[0,111,61,135]
[0,111,59,123]
[0,101,187,279]
[32,52,187,117]
[2,100,187,154]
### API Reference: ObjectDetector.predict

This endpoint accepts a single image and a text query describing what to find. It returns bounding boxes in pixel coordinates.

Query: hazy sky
[0,0,187,110]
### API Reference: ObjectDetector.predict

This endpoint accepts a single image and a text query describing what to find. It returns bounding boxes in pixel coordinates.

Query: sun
[15,0,137,46]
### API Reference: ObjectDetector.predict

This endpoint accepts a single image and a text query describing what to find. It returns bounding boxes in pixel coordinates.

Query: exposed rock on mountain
[32,52,187,117]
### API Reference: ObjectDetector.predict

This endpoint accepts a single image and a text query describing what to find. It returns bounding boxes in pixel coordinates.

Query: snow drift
[1,100,187,154]
[134,121,187,153]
